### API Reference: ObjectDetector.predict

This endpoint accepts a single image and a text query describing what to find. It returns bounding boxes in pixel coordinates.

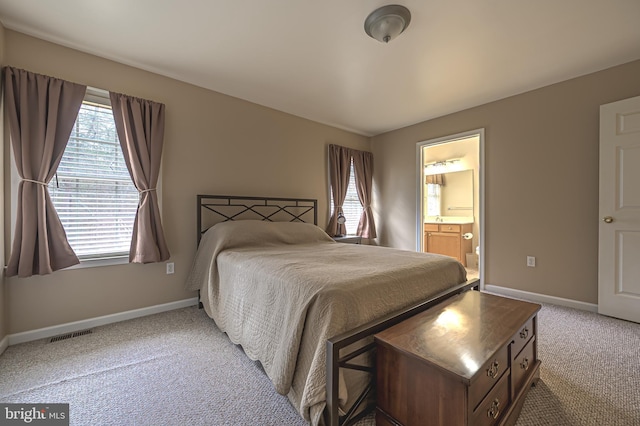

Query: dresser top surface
[375,291,541,381]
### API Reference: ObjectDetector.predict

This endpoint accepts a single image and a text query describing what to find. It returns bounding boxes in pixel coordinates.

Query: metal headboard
[197,195,318,245]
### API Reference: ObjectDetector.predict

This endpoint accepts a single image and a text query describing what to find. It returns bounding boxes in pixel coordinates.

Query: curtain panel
[325,144,351,237]
[110,92,170,263]
[426,174,445,185]
[326,144,378,239]
[352,149,377,239]
[4,66,86,277]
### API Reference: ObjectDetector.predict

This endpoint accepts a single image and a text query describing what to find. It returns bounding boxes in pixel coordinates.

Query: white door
[598,96,640,323]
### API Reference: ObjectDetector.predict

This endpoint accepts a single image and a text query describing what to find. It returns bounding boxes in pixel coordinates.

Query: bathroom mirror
[424,169,474,218]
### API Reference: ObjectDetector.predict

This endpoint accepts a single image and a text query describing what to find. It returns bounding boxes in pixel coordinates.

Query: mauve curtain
[326,144,351,237]
[4,67,86,277]
[110,92,170,263]
[352,149,377,239]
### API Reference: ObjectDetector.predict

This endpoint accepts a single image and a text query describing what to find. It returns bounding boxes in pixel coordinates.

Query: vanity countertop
[425,217,474,225]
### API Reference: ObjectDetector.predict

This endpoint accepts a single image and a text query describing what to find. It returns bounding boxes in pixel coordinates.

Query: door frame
[416,128,485,288]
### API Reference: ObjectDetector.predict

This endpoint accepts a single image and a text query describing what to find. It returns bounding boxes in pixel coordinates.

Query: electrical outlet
[166,262,175,274]
[526,256,536,267]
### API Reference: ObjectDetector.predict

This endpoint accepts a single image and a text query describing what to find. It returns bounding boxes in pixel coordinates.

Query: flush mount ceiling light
[364,4,411,43]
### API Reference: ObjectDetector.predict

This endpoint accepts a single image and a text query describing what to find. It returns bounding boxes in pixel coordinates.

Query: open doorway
[416,129,484,285]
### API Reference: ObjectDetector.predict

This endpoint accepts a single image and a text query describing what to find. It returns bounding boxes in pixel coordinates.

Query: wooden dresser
[424,223,473,266]
[375,291,541,426]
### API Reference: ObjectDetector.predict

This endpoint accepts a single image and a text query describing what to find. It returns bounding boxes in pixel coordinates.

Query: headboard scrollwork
[197,195,318,245]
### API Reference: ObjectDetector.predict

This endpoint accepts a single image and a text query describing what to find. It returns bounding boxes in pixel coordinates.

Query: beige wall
[371,59,640,304]
[3,30,369,334]
[0,22,6,345]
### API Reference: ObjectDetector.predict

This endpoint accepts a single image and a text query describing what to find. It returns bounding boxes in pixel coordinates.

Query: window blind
[342,161,364,235]
[49,100,138,259]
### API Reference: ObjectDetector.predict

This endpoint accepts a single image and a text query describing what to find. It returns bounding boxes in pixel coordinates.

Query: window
[426,183,442,216]
[332,160,364,236]
[48,89,138,260]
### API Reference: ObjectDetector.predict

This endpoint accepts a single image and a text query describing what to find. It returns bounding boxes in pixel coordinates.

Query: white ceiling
[0,1,639,136]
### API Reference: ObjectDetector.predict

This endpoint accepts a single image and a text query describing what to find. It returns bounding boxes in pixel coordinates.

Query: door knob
[603,216,614,223]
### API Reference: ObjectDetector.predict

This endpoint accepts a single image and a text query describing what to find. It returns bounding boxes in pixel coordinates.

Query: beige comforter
[185,220,467,425]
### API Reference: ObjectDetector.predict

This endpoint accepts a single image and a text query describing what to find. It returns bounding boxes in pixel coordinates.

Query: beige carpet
[515,303,639,426]
[0,296,638,425]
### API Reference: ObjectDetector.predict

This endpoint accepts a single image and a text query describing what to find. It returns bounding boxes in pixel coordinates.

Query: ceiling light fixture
[424,159,461,169]
[364,4,411,43]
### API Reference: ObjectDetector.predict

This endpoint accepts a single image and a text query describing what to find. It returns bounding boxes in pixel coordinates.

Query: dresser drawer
[440,224,461,233]
[469,344,509,411]
[512,336,536,397]
[424,223,439,232]
[471,369,511,426]
[511,316,535,359]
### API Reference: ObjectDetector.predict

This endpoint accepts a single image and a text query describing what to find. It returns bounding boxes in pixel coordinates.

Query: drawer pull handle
[520,327,529,339]
[487,398,501,420]
[486,361,500,379]
[520,357,529,370]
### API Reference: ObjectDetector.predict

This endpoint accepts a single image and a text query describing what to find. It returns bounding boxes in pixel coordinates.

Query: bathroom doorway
[416,129,484,285]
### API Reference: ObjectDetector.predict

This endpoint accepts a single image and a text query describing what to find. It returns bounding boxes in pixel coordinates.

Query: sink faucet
[436,216,442,223]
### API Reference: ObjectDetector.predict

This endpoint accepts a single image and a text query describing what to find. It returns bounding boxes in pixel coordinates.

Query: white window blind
[49,93,138,259]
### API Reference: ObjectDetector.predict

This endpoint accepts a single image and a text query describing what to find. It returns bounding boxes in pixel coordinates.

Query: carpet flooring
[0,295,638,425]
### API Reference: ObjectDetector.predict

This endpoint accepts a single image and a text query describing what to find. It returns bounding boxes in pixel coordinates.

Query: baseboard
[7,297,199,346]
[0,334,8,356]
[484,284,598,313]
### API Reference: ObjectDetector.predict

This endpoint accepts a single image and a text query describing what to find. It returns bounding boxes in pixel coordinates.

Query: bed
[185,195,479,426]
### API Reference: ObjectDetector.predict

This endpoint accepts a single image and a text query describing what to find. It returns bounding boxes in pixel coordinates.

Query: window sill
[67,255,130,270]
[332,235,362,244]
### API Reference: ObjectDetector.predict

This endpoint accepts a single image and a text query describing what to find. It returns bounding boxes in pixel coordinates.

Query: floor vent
[49,329,93,343]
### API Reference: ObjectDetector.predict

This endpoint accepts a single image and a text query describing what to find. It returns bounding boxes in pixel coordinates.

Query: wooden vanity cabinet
[424,223,473,266]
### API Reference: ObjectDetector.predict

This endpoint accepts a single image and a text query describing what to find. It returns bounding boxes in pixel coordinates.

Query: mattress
[185,220,467,425]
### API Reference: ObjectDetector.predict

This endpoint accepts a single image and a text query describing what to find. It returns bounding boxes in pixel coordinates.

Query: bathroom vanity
[424,222,473,266]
